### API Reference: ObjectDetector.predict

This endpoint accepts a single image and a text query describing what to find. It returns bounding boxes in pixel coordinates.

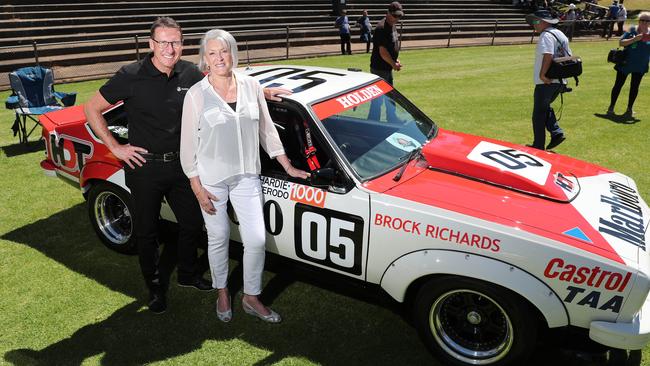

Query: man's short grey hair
[198,29,239,72]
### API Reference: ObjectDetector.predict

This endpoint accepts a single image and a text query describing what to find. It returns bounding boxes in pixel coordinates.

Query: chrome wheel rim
[429,289,513,365]
[94,191,132,245]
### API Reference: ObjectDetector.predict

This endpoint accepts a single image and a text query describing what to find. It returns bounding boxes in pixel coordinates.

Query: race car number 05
[294,203,364,275]
[481,149,543,170]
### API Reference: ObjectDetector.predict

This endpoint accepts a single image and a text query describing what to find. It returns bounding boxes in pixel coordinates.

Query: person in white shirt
[180,29,310,323]
[525,10,570,150]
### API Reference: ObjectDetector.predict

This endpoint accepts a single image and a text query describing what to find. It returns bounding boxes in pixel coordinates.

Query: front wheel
[414,276,537,366]
[87,182,137,255]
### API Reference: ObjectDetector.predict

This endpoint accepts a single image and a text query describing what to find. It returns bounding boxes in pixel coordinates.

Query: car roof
[237,64,381,106]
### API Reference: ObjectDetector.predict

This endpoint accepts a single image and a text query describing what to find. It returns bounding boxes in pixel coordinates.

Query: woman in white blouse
[180,29,309,323]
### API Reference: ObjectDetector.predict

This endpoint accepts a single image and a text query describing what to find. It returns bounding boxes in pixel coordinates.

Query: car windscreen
[311,80,436,180]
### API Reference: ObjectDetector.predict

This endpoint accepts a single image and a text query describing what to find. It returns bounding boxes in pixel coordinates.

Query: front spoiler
[590,295,650,350]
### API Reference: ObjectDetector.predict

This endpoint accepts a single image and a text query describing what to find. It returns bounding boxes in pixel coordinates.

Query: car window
[311,81,436,180]
[262,103,351,191]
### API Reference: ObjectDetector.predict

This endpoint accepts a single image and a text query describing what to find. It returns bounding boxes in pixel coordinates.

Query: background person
[180,29,309,323]
[525,10,571,150]
[357,9,372,53]
[335,9,352,55]
[368,1,403,122]
[562,4,577,39]
[607,12,650,118]
[84,17,212,314]
[603,0,620,39]
[616,1,627,36]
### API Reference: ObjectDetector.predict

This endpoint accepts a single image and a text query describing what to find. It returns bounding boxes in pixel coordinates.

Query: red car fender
[80,161,126,193]
[380,250,569,328]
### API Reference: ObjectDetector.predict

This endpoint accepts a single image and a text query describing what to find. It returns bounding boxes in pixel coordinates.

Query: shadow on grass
[1,139,45,157]
[1,204,438,366]
[593,112,641,124]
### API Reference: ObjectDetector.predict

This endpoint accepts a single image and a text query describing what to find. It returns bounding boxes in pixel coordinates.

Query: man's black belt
[142,151,179,162]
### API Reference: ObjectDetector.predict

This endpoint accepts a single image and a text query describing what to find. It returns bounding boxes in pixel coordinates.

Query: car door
[228,102,371,280]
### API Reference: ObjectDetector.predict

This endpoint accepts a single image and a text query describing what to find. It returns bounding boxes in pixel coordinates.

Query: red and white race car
[39,65,650,366]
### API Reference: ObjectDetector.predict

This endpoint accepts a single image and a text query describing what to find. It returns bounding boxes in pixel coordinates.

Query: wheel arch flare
[380,249,569,328]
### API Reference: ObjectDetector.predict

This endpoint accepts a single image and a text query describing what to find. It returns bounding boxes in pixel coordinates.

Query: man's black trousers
[125,160,204,293]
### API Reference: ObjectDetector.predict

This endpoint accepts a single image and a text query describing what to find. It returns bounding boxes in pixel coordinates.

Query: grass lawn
[599,0,650,13]
[0,39,648,365]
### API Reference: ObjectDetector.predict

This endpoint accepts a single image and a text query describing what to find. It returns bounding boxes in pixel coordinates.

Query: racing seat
[5,66,77,144]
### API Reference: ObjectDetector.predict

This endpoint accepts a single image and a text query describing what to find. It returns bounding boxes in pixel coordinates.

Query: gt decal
[467,141,551,185]
[295,203,364,275]
[48,133,94,173]
[598,181,646,251]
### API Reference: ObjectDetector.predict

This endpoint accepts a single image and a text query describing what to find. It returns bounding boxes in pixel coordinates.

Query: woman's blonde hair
[198,29,239,72]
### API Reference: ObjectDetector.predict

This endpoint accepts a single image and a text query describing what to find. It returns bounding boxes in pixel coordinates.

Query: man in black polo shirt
[368,2,403,122]
[85,17,213,314]
[370,1,403,84]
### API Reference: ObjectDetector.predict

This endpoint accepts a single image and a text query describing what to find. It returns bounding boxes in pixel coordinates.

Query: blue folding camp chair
[4,66,77,144]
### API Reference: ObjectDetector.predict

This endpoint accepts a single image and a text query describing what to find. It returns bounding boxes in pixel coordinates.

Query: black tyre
[87,182,137,255]
[414,276,537,366]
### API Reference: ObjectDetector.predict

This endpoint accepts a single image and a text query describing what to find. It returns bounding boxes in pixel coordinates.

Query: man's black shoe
[148,293,167,314]
[178,277,214,291]
[546,134,566,150]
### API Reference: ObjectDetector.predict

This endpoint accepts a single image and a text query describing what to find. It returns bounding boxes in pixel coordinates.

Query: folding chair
[4,66,77,144]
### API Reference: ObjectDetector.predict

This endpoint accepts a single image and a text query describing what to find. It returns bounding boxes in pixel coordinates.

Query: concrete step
[0,16,528,48]
[0,21,535,72]
[1,7,524,27]
[1,3,519,21]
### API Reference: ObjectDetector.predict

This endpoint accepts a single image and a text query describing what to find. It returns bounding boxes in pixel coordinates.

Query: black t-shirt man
[370,18,400,71]
[100,54,203,154]
[84,18,212,314]
[368,2,403,123]
[369,2,403,86]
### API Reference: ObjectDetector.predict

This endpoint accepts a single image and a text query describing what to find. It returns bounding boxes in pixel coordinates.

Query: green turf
[0,40,648,365]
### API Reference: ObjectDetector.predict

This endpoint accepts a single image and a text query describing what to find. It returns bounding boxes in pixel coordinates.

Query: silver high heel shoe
[242,300,281,323]
[216,295,232,323]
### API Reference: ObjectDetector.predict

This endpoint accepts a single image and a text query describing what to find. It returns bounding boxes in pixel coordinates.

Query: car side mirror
[310,167,337,187]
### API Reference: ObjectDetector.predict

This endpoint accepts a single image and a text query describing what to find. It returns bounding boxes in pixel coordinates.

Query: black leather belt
[142,151,179,162]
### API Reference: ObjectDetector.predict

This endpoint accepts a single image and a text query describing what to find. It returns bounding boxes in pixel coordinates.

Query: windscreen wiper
[393,147,422,182]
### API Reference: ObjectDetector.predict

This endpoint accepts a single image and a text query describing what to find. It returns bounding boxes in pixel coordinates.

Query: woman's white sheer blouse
[180,73,285,185]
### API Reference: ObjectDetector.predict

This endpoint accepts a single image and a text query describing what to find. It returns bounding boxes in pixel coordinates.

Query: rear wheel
[414,276,537,366]
[87,182,136,255]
